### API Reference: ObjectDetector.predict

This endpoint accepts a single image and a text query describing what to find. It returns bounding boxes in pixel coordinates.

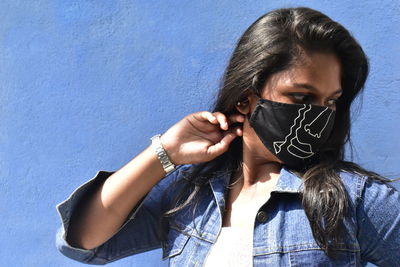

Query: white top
[203,226,253,267]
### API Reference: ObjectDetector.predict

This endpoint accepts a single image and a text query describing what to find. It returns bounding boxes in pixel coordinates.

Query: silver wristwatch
[150,134,176,175]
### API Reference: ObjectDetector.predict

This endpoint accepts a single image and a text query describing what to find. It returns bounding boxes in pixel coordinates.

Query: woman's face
[258,51,343,109]
[237,51,343,164]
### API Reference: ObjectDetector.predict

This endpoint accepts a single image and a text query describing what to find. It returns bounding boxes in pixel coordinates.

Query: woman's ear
[235,97,251,115]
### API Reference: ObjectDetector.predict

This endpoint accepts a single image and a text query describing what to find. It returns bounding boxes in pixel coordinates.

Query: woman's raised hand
[160,111,244,165]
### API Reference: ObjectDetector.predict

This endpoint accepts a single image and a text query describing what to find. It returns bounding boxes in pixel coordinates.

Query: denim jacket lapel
[201,166,303,243]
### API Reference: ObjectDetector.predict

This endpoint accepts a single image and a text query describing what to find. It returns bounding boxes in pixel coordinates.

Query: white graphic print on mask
[273,104,335,159]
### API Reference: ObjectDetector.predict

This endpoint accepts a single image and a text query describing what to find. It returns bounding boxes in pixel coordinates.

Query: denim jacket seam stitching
[190,231,215,244]
[254,247,360,256]
[162,229,191,259]
[86,248,107,262]
[91,238,161,263]
[190,232,214,243]
[258,242,359,249]
[355,175,367,205]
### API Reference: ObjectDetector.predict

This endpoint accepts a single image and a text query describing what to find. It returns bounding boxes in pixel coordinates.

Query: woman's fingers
[194,111,215,123]
[233,126,243,136]
[165,111,245,164]
[207,125,243,156]
[194,111,244,133]
[195,111,228,130]
[212,112,245,131]
[207,131,238,156]
[227,113,245,124]
[212,112,228,130]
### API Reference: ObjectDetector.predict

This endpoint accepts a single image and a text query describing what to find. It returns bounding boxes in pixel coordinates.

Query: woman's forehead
[261,52,342,96]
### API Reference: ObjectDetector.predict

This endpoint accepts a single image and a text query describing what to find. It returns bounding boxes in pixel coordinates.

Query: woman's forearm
[67,145,166,250]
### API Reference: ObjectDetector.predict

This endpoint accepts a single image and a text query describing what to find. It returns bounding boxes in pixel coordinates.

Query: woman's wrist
[151,134,176,175]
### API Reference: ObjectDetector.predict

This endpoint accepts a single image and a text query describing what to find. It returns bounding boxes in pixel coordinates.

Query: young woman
[56,7,400,266]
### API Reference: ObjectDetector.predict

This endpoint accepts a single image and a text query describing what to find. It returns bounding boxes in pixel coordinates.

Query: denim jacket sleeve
[55,164,191,265]
[357,178,400,266]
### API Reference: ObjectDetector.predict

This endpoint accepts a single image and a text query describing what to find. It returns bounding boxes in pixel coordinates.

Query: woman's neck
[237,150,281,191]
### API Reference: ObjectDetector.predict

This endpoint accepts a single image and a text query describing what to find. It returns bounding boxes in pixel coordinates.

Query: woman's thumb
[206,132,238,157]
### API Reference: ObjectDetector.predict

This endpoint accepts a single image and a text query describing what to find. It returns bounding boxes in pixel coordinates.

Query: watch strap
[150,134,176,175]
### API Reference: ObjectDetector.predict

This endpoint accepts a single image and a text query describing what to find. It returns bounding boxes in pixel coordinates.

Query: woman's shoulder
[339,169,400,263]
[337,168,399,208]
[336,170,368,205]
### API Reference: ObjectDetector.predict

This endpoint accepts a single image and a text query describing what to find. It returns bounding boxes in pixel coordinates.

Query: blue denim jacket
[56,164,400,266]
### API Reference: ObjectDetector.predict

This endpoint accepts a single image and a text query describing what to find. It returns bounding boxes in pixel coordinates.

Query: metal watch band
[150,134,176,175]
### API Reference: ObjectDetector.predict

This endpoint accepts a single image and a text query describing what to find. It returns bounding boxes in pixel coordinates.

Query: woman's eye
[326,98,338,106]
[291,94,311,103]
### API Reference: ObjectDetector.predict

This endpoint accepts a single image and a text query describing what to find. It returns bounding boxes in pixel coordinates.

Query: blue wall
[1,0,399,266]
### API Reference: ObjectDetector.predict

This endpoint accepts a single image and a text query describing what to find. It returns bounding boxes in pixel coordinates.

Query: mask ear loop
[246,91,263,122]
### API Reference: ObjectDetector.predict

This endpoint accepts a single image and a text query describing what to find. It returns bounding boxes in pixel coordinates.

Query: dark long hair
[159,7,390,256]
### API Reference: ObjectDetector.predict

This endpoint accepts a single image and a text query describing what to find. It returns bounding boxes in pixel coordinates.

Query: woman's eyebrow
[291,83,342,95]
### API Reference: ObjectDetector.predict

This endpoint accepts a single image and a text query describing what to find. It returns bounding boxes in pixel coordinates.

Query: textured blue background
[1,0,399,266]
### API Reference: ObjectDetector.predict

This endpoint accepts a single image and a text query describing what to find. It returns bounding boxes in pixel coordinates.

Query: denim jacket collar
[184,165,303,242]
[208,164,304,195]
[273,167,304,193]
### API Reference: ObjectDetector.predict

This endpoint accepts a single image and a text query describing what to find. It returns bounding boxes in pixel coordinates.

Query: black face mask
[248,98,336,170]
